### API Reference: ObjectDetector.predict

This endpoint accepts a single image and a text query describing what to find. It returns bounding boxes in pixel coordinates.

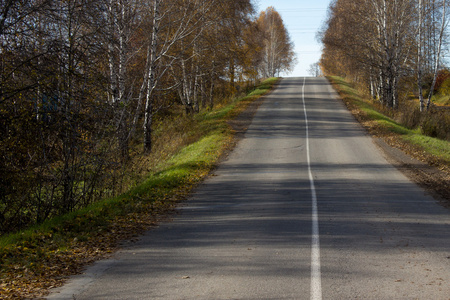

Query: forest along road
[47,77,450,300]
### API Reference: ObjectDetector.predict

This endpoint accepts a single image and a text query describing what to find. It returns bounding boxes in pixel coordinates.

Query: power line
[276,8,327,11]
[277,9,327,13]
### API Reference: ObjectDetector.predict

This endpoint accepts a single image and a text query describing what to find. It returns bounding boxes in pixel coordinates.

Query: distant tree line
[319,0,449,111]
[0,0,295,234]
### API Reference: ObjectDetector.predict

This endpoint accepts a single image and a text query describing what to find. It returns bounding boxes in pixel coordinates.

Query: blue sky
[255,0,331,77]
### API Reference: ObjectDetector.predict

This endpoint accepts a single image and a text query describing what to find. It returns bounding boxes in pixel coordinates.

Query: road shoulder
[373,137,450,208]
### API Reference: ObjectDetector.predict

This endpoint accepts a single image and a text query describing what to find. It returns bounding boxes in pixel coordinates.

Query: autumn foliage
[319,0,449,141]
[0,0,295,235]
[320,0,449,110]
[255,7,296,77]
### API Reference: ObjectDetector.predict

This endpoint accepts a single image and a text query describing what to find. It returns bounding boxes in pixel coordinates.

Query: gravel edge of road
[373,137,450,209]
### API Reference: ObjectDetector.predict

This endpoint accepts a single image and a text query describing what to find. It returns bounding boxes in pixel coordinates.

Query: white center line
[301,77,322,300]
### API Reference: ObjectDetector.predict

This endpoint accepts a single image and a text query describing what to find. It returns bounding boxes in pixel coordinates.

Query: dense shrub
[398,102,450,141]
[420,108,450,140]
[439,77,450,96]
[435,69,450,93]
[398,103,422,129]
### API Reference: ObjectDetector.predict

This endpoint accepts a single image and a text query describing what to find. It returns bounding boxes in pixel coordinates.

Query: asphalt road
[48,77,450,300]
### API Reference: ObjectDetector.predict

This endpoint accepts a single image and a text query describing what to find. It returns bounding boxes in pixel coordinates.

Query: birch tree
[104,0,145,159]
[417,0,448,111]
[139,0,260,151]
[1,0,113,229]
[0,0,275,231]
[321,0,417,108]
[256,7,296,78]
[140,0,219,152]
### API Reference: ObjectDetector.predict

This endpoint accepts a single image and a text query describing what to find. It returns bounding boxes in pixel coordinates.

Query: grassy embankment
[328,76,450,167]
[0,77,279,299]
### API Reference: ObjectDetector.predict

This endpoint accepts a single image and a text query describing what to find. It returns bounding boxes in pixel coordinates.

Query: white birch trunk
[418,0,426,112]
[426,0,447,110]
[143,0,160,153]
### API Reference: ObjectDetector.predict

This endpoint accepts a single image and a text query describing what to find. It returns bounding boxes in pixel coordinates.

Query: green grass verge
[328,76,450,164]
[247,78,278,97]
[0,77,279,297]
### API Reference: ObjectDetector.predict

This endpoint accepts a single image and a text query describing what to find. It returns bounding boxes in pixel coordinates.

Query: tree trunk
[143,0,160,153]
[117,108,129,161]
[193,66,200,113]
[417,0,426,112]
[426,0,446,111]
[229,59,235,93]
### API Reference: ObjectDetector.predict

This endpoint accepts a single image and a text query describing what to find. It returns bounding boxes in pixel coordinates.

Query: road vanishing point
[48,77,450,300]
